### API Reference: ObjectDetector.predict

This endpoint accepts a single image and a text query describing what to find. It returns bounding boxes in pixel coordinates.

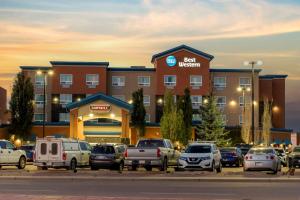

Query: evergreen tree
[9,72,34,140]
[177,88,193,145]
[196,95,230,146]
[131,88,146,137]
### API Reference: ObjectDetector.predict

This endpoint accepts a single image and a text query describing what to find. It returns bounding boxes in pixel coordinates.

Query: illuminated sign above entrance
[90,104,111,113]
[166,55,201,68]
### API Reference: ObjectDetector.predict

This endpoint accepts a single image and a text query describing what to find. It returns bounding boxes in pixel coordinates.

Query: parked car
[243,147,281,174]
[124,138,180,171]
[287,146,300,168]
[0,140,27,169]
[34,137,91,170]
[177,142,222,172]
[235,143,252,157]
[220,147,243,167]
[19,144,35,162]
[90,143,126,170]
[274,148,287,167]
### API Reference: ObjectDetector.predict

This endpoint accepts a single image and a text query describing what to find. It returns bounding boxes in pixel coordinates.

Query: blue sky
[0,0,299,130]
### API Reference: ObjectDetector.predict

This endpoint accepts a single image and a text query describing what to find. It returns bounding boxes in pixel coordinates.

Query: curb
[0,176,300,182]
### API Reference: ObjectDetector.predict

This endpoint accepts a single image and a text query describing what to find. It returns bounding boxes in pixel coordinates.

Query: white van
[34,137,91,170]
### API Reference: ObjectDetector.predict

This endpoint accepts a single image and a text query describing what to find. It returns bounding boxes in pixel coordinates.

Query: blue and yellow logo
[166,55,176,67]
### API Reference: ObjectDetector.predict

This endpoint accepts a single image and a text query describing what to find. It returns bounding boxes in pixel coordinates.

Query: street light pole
[244,60,263,145]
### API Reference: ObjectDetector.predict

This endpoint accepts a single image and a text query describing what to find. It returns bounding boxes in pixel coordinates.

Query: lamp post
[36,69,54,138]
[243,60,263,144]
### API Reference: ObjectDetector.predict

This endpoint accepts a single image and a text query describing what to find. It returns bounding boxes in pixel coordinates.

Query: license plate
[139,160,145,164]
[191,158,197,161]
[96,156,106,159]
[255,162,263,166]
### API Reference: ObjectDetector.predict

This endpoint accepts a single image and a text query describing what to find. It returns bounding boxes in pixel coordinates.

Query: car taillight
[124,149,128,158]
[270,155,275,160]
[245,156,248,160]
[231,152,237,157]
[250,156,252,159]
[62,152,67,160]
[157,148,161,157]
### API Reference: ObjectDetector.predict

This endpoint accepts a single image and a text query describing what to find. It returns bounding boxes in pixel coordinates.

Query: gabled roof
[151,44,214,63]
[259,75,288,80]
[66,93,132,111]
[50,61,109,66]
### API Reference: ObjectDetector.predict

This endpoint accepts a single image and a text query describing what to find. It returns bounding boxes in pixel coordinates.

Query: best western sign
[90,104,111,112]
[166,55,201,68]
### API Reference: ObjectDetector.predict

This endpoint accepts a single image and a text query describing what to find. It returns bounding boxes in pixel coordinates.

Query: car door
[79,142,90,166]
[36,141,49,161]
[6,141,19,163]
[49,141,61,162]
[0,141,8,163]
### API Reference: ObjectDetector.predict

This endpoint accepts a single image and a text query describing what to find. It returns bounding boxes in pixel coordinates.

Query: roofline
[20,66,52,70]
[108,67,156,72]
[66,92,132,111]
[151,44,214,63]
[210,68,262,73]
[50,61,109,66]
[259,75,288,80]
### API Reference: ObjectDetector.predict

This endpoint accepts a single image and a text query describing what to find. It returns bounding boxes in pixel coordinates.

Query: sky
[0,0,299,131]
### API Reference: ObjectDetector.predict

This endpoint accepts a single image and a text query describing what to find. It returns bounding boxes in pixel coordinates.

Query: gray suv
[90,144,126,171]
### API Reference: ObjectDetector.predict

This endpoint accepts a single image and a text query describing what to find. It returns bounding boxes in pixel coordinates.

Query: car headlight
[201,156,211,160]
[179,157,187,161]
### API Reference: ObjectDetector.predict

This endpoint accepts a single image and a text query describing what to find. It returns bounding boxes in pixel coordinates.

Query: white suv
[0,140,27,169]
[178,142,222,172]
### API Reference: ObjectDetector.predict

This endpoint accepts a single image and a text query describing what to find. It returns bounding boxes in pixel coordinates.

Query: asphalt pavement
[0,178,298,200]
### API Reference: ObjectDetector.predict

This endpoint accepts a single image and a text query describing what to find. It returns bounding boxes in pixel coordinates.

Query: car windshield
[20,146,34,150]
[293,147,300,152]
[185,145,211,153]
[275,149,284,154]
[137,140,165,148]
[248,148,274,154]
[220,148,235,153]
[92,145,115,154]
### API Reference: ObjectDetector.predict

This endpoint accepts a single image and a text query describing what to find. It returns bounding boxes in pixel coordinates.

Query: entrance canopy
[66,93,132,140]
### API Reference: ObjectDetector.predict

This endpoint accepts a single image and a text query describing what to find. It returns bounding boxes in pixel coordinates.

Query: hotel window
[190,75,202,87]
[35,94,45,108]
[216,96,226,107]
[164,75,176,86]
[138,76,150,86]
[192,114,201,121]
[35,75,46,86]
[112,76,125,87]
[239,96,250,106]
[60,74,73,86]
[145,114,151,123]
[34,113,45,122]
[59,113,70,122]
[86,74,99,87]
[112,95,125,101]
[191,95,202,109]
[214,77,226,88]
[239,77,251,88]
[143,95,150,107]
[60,94,72,105]
[239,114,243,125]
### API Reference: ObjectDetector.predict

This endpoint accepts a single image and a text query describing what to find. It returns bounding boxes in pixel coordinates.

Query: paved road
[0,178,298,200]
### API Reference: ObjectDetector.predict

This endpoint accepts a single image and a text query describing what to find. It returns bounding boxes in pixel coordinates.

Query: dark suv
[89,144,126,171]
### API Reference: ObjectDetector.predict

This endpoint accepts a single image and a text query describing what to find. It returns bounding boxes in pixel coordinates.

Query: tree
[177,88,193,145]
[160,90,185,143]
[196,95,230,146]
[9,72,34,140]
[262,98,272,146]
[241,104,251,144]
[131,88,146,137]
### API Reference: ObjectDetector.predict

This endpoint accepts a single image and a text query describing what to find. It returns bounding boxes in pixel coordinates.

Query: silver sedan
[243,147,281,174]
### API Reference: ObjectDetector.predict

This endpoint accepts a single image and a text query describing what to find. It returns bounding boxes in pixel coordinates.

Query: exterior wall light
[229,100,237,107]
[110,113,115,118]
[128,100,133,104]
[89,113,94,118]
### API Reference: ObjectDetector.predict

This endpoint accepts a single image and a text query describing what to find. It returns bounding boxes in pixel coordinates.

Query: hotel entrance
[66,93,132,143]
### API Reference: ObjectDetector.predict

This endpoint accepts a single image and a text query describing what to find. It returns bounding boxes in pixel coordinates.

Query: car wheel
[145,166,152,171]
[131,165,137,171]
[210,161,215,172]
[18,156,26,169]
[160,158,168,171]
[216,162,222,173]
[68,158,77,171]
